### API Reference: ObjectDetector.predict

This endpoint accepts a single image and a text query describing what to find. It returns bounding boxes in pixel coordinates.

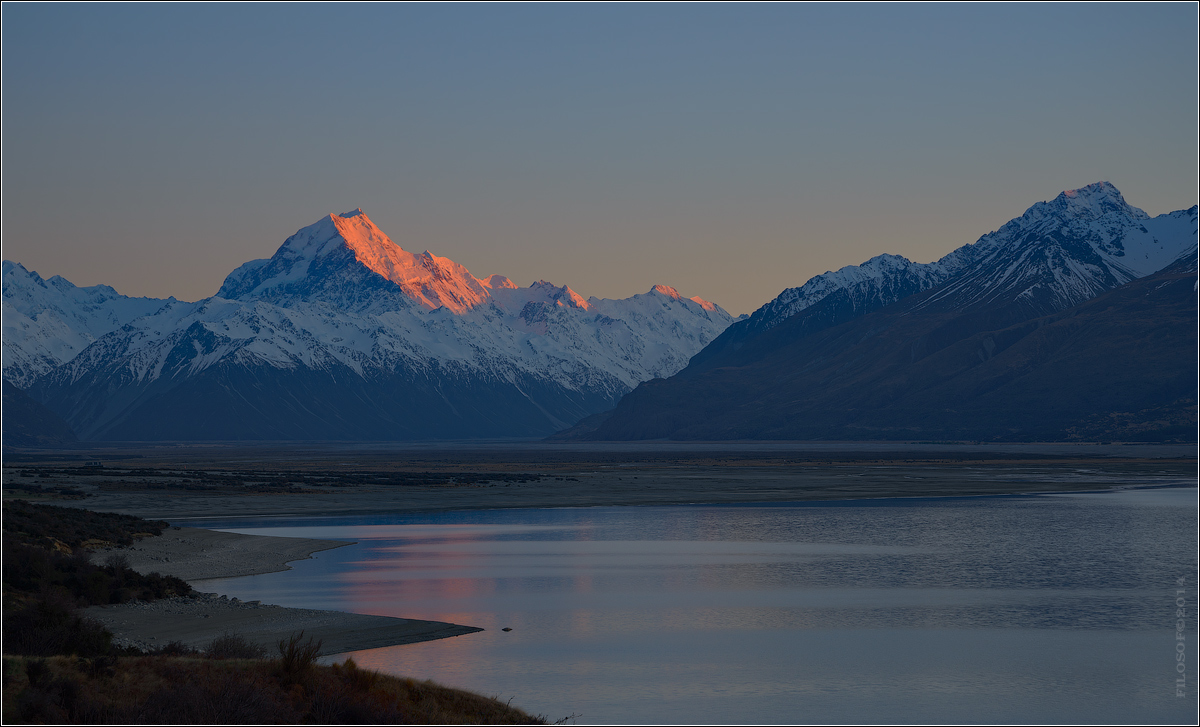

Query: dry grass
[205,632,268,660]
[3,653,547,724]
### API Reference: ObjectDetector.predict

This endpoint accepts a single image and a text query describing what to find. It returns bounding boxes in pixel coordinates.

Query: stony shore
[84,527,481,656]
[90,526,349,581]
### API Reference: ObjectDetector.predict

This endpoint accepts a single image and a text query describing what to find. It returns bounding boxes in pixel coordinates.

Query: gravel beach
[85,527,482,656]
[92,526,351,582]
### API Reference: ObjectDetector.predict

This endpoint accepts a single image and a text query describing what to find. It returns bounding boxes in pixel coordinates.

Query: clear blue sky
[3,3,1196,314]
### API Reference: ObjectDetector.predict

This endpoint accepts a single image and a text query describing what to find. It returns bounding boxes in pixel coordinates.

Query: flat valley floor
[3,440,1194,521]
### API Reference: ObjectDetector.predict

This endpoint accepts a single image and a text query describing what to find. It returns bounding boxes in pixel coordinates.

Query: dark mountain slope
[584,254,1197,442]
[688,183,1195,377]
[33,353,614,441]
[2,380,78,447]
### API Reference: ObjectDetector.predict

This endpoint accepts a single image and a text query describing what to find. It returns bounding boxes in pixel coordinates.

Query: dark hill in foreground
[578,253,1198,442]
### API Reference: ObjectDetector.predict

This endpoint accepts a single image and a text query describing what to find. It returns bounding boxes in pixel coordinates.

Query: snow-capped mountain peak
[922,183,1196,313]
[490,280,592,314]
[481,274,518,290]
[2,262,174,388]
[738,183,1195,336]
[1045,181,1148,221]
[6,210,738,439]
[217,209,492,313]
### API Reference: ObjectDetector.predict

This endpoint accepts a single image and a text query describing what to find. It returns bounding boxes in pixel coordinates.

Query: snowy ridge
[217,209,494,313]
[51,281,732,396]
[2,261,174,388]
[62,209,736,394]
[745,182,1196,333]
[919,182,1197,313]
[8,209,737,438]
[7,184,1194,440]
[738,253,944,338]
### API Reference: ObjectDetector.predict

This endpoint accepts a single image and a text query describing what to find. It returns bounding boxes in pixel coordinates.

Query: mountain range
[3,182,1195,444]
[3,210,736,440]
[568,182,1197,442]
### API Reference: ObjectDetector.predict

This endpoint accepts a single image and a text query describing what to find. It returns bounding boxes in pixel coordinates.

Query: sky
[2,4,1196,315]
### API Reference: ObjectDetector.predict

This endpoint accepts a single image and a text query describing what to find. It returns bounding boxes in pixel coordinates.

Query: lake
[198,486,1197,724]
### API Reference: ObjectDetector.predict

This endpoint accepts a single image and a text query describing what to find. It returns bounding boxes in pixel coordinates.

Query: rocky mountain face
[5,211,737,441]
[576,183,1197,442]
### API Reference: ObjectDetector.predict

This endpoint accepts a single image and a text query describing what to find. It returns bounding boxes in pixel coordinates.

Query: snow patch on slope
[8,211,738,415]
[2,261,174,388]
[746,182,1197,333]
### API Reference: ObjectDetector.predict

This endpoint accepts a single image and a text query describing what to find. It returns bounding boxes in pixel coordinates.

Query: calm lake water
[198,487,1197,724]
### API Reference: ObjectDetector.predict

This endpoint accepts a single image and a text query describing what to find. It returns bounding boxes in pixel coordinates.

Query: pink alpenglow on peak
[326,211,490,313]
[217,208,496,313]
[215,208,737,328]
[690,296,720,312]
[556,285,590,310]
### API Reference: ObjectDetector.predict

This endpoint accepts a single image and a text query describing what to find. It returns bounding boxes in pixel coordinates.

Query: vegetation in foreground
[2,501,551,724]
[3,500,193,657]
[3,635,546,724]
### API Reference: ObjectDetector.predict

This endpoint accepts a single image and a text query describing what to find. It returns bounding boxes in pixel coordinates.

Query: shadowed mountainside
[2,380,78,448]
[579,252,1198,442]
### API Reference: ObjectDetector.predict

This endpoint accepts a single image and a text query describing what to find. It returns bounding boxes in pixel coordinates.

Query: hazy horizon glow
[2,4,1196,314]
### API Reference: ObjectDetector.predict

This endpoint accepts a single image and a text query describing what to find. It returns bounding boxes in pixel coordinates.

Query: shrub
[334,657,379,692]
[2,536,192,606]
[207,632,268,660]
[153,641,199,657]
[3,654,547,724]
[2,499,168,550]
[277,630,322,683]
[2,594,113,657]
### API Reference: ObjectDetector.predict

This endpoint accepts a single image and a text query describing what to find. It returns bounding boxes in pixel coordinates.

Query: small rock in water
[501,627,513,632]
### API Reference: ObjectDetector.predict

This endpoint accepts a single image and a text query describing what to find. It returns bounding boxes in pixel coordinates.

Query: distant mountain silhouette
[571,184,1197,442]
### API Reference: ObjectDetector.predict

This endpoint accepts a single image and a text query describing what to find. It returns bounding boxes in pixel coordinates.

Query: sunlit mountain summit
[3,210,737,440]
[217,209,494,314]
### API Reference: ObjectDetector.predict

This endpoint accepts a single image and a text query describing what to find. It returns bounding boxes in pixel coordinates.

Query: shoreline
[92,526,352,582]
[80,481,1197,655]
[85,527,482,656]
[11,448,1195,658]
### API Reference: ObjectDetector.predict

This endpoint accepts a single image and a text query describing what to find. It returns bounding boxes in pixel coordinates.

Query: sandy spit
[93,526,350,582]
[85,527,481,656]
[83,596,481,657]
